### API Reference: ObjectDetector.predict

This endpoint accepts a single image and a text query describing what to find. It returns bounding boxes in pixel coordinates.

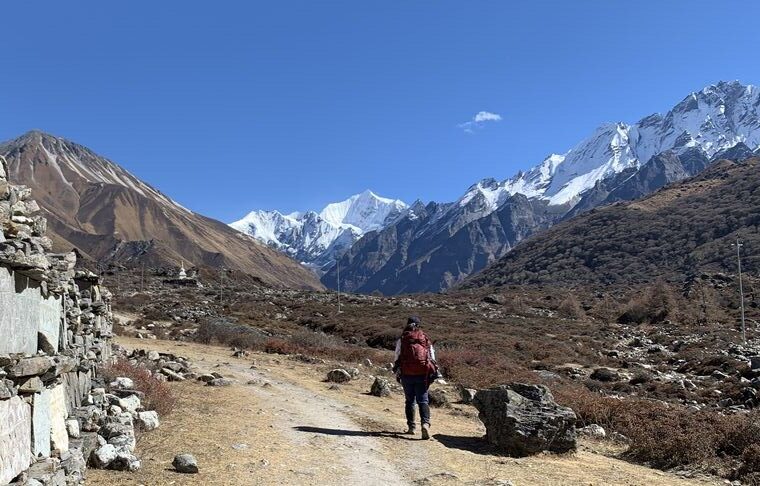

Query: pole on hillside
[337,259,342,314]
[219,267,224,306]
[140,263,145,293]
[734,238,747,344]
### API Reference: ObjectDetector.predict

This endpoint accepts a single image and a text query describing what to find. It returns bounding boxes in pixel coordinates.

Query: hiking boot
[421,423,430,440]
[405,425,416,435]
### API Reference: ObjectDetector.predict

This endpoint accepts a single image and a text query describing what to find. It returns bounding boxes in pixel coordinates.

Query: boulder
[590,368,620,382]
[117,395,142,414]
[473,383,577,456]
[136,411,160,431]
[173,453,199,473]
[327,369,352,383]
[370,377,391,397]
[91,444,118,468]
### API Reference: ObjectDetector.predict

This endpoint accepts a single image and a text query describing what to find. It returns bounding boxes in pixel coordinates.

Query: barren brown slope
[462,157,760,289]
[0,131,323,290]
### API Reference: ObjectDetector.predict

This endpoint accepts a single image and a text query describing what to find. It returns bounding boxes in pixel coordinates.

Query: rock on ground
[136,411,160,430]
[579,424,606,439]
[327,369,352,383]
[207,378,234,387]
[429,389,450,408]
[173,453,199,473]
[473,383,577,456]
[370,377,391,397]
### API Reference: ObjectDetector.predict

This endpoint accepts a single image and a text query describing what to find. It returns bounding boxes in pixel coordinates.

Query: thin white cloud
[459,111,502,133]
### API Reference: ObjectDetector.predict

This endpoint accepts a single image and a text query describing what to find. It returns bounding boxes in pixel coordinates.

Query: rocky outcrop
[473,384,577,457]
[0,155,116,484]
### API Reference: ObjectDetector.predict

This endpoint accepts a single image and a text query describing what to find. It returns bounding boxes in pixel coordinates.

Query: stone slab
[50,384,69,453]
[32,389,51,458]
[0,396,33,484]
[0,267,62,355]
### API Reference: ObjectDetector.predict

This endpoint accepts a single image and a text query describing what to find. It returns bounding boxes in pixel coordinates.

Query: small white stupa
[178,261,187,280]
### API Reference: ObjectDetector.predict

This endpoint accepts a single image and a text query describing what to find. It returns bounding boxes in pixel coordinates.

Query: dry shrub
[618,280,678,324]
[196,319,267,349]
[437,349,538,389]
[557,295,585,319]
[101,359,177,416]
[555,384,760,479]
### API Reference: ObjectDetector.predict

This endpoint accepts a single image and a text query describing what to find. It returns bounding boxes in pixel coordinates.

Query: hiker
[392,316,439,440]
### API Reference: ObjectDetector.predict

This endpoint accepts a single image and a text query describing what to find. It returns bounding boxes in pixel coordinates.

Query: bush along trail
[88,336,720,486]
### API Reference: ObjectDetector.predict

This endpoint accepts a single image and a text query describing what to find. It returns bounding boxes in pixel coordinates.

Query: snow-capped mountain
[456,80,760,211]
[325,81,760,295]
[230,190,407,271]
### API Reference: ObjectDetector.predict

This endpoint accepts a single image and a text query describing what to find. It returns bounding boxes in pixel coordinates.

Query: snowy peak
[319,189,407,231]
[230,191,408,271]
[464,81,760,210]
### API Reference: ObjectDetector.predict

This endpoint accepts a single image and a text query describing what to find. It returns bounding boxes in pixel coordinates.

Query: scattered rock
[483,294,506,305]
[579,424,606,439]
[111,450,141,471]
[136,411,160,431]
[91,444,118,468]
[370,377,391,397]
[109,377,135,390]
[207,378,234,387]
[173,454,199,474]
[327,369,352,383]
[473,383,577,456]
[429,389,450,408]
[590,368,620,382]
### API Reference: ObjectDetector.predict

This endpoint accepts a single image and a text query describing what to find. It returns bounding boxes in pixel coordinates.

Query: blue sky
[2,1,759,221]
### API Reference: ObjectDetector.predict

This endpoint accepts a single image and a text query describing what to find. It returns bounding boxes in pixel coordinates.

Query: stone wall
[0,155,113,485]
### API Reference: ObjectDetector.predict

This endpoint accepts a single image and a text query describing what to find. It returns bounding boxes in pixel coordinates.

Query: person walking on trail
[393,316,439,440]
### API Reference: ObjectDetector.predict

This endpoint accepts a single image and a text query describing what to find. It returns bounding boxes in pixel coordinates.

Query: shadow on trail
[434,434,502,455]
[293,426,418,440]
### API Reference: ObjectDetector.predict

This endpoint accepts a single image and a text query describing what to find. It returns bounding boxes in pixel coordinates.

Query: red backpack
[400,329,433,376]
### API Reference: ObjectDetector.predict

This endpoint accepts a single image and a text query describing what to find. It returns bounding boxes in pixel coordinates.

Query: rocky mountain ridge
[325,81,760,294]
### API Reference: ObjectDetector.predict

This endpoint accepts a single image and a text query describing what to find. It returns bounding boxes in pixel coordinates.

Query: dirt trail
[90,338,720,486]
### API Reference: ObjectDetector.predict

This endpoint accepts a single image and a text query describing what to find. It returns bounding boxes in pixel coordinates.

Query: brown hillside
[463,158,760,288]
[0,131,323,290]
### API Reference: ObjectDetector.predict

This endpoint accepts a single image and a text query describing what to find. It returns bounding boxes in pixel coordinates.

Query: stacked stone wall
[0,155,113,485]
